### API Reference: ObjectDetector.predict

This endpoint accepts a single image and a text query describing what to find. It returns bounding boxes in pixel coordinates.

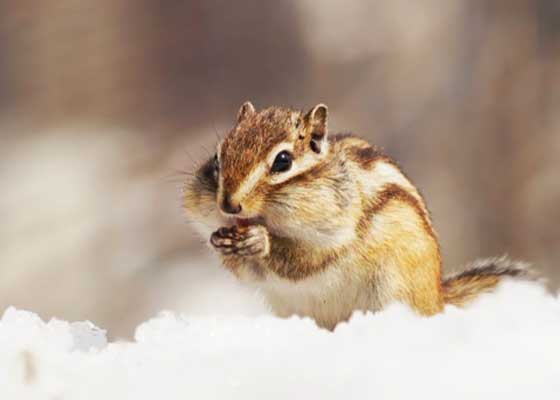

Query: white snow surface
[1,280,559,400]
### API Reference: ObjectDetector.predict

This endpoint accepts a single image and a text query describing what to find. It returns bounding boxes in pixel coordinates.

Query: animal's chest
[257,262,382,329]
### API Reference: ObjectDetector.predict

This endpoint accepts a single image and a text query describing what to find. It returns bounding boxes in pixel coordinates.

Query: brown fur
[443,258,529,307]
[266,237,347,281]
[356,183,439,244]
[220,107,297,196]
[183,102,532,328]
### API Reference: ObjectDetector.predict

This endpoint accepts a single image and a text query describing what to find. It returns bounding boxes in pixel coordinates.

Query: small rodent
[183,101,529,329]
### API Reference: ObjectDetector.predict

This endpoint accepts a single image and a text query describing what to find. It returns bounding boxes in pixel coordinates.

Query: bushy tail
[443,257,530,307]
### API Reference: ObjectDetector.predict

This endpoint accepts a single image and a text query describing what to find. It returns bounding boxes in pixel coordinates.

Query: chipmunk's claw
[210,225,270,258]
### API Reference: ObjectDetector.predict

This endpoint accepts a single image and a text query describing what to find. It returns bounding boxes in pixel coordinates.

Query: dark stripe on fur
[356,183,438,242]
[268,238,348,281]
[443,258,530,306]
[444,259,527,282]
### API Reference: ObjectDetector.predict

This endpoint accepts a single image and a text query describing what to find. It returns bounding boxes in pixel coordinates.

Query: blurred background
[1,0,559,338]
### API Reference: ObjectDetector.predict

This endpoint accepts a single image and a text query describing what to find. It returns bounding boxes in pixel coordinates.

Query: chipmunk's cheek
[240,194,266,218]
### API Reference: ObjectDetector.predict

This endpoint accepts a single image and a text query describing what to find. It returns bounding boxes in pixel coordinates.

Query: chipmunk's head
[216,101,329,219]
[183,101,331,232]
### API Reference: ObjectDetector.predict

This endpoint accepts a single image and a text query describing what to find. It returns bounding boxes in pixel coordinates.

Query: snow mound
[1,280,559,399]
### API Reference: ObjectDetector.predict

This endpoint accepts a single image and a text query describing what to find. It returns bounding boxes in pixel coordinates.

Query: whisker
[212,120,223,141]
[182,147,197,165]
[201,145,212,157]
[173,169,196,177]
[162,169,197,185]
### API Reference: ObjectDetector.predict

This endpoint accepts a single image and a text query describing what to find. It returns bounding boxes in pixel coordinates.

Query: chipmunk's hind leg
[442,257,531,307]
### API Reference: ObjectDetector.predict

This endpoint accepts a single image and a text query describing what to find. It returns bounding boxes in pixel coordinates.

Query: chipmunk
[183,101,528,329]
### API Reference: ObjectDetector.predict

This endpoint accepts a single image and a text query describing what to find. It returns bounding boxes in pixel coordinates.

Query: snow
[1,280,559,400]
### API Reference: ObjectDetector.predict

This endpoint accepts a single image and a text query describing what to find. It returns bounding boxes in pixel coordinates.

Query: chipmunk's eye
[271,150,292,173]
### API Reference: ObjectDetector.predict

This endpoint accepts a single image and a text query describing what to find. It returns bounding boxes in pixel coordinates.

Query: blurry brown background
[1,0,559,338]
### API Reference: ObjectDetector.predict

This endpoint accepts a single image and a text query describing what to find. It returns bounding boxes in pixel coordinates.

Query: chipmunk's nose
[221,193,242,215]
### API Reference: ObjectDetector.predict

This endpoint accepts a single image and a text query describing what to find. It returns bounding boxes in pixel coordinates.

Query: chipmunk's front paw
[210,225,270,258]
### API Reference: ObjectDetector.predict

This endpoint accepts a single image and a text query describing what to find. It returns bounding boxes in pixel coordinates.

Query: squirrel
[183,101,529,329]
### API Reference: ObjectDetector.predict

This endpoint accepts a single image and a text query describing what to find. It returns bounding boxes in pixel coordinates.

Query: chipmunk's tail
[442,257,530,307]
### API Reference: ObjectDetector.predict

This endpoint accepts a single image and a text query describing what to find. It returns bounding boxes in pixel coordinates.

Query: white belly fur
[255,261,384,329]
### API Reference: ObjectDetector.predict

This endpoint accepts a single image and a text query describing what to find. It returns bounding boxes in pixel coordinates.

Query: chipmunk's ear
[304,104,328,154]
[237,101,256,123]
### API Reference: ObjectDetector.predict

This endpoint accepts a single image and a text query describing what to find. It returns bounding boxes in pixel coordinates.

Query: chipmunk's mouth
[234,216,265,228]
